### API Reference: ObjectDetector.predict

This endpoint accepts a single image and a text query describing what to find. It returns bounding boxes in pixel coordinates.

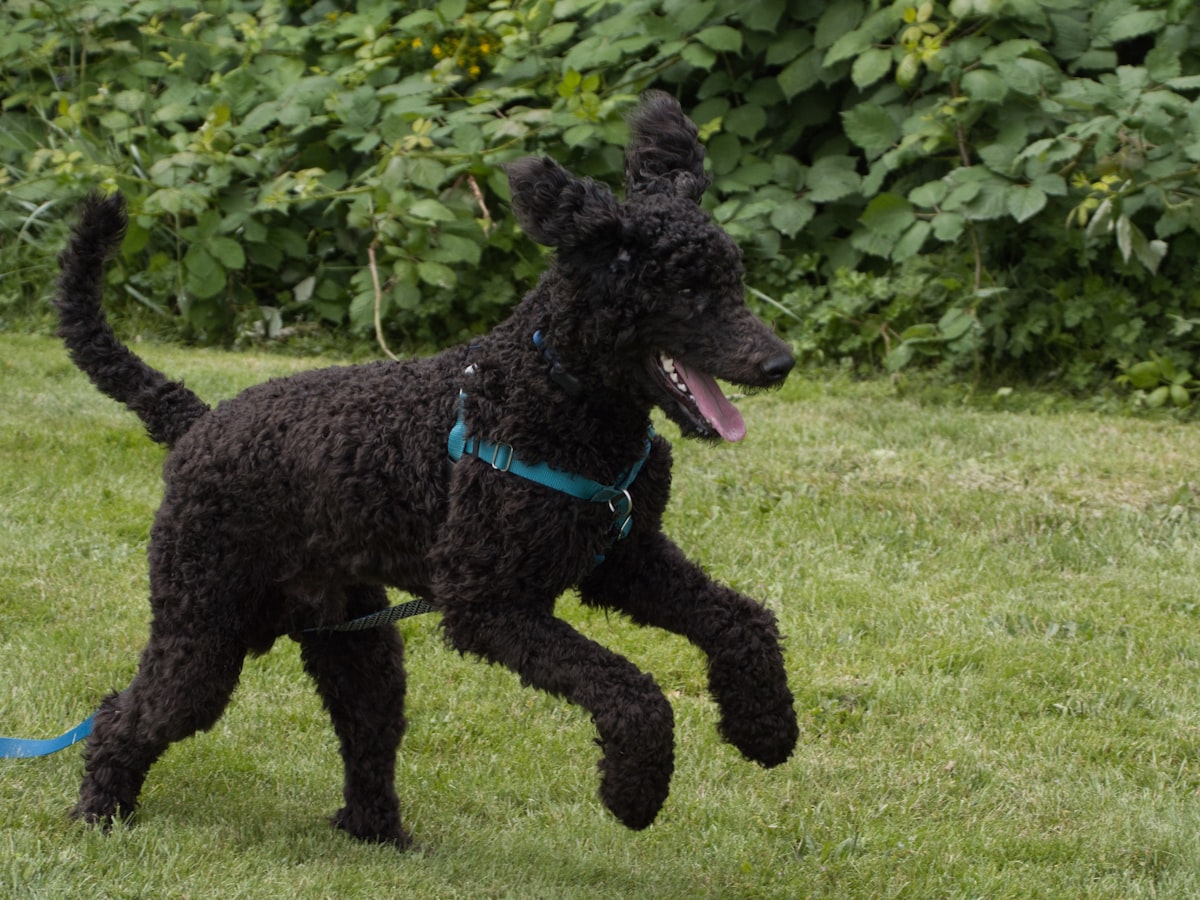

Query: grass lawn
[3,331,1200,898]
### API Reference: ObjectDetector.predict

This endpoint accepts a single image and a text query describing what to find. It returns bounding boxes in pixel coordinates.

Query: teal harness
[447,388,654,557]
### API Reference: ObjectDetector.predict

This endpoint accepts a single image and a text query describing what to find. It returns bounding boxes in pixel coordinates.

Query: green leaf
[814,0,865,50]
[932,211,966,241]
[725,104,767,139]
[1130,227,1169,275]
[681,42,718,70]
[113,89,147,112]
[1125,360,1162,390]
[665,0,717,33]
[1145,48,1181,83]
[436,0,468,21]
[909,180,949,208]
[1116,214,1133,263]
[895,52,921,89]
[885,341,915,372]
[348,288,378,333]
[417,260,457,289]
[961,69,1008,103]
[1104,10,1166,44]
[739,0,787,32]
[942,181,983,212]
[860,193,915,239]
[778,49,822,100]
[995,59,1053,96]
[268,227,309,260]
[899,323,940,342]
[207,236,246,270]
[538,21,578,49]
[893,220,932,261]
[183,246,226,300]
[407,199,456,222]
[980,39,1041,66]
[842,103,899,157]
[851,48,893,90]
[938,308,975,341]
[771,154,807,191]
[770,199,815,237]
[824,9,894,66]
[806,155,861,203]
[694,25,743,54]
[1147,385,1170,408]
[1006,185,1047,223]
[964,181,1011,221]
[1048,10,1090,60]
[1032,173,1067,196]
[426,233,483,266]
[766,30,812,67]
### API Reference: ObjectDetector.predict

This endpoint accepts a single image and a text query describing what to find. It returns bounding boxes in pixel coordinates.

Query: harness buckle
[489,442,515,473]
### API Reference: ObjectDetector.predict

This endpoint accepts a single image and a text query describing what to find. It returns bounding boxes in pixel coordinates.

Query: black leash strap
[305,598,437,633]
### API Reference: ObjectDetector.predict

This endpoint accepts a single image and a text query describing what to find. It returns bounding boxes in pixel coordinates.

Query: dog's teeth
[658,353,691,397]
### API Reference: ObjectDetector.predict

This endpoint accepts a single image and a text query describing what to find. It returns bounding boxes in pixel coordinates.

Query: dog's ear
[624,91,711,203]
[507,156,622,252]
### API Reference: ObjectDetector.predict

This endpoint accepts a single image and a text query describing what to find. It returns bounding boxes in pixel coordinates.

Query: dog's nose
[759,351,795,382]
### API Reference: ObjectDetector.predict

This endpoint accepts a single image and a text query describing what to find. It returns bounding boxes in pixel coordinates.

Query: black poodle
[55,91,799,848]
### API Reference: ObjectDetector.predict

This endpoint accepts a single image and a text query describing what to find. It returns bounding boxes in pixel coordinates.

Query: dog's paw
[331,806,414,850]
[597,753,671,830]
[595,726,674,829]
[591,692,675,830]
[71,797,132,832]
[718,701,799,768]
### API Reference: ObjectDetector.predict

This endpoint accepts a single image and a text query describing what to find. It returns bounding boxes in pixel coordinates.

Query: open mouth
[655,353,747,442]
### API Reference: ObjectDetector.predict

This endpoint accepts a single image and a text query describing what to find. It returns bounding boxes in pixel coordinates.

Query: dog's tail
[55,192,210,448]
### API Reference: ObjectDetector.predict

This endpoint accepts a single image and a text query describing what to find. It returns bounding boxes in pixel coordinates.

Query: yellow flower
[432,44,444,58]
[468,64,481,78]
[411,37,423,49]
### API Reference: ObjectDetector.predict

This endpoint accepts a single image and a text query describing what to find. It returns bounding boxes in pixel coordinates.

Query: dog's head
[507,92,793,442]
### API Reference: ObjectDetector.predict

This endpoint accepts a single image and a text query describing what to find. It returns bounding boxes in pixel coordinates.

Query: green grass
[4,332,1200,898]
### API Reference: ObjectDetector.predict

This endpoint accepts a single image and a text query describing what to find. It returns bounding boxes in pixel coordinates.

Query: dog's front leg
[580,530,798,769]
[438,599,675,830]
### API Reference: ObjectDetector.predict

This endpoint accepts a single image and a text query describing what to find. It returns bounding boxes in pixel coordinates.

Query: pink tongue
[674,359,746,442]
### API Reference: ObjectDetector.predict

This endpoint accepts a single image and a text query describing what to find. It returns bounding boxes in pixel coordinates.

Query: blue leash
[0,714,95,759]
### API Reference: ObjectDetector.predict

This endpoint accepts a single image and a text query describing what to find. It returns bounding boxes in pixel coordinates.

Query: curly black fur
[55,91,799,847]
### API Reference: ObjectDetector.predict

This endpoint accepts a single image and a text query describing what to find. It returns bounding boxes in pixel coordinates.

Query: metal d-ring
[608,488,634,537]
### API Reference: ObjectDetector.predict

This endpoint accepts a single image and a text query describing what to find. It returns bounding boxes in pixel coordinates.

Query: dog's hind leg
[440,602,675,830]
[73,605,247,828]
[580,531,798,769]
[298,585,410,848]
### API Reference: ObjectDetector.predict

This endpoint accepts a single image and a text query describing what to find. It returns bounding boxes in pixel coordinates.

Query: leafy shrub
[3,0,1200,395]
[1,0,626,345]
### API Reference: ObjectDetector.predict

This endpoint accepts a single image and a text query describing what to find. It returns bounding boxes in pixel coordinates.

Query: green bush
[1,0,626,346]
[3,0,1200,395]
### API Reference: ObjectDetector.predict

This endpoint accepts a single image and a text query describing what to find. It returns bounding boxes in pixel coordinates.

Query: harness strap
[447,389,653,545]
